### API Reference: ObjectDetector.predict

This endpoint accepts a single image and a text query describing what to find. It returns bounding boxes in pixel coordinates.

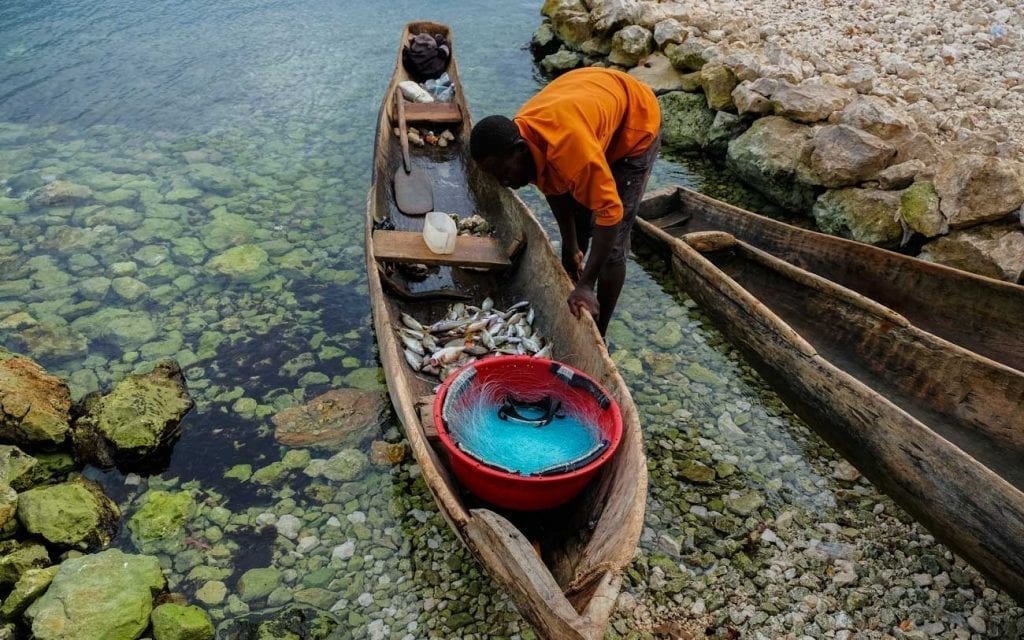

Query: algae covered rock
[31,181,93,206]
[25,549,165,640]
[215,605,340,640]
[73,359,193,467]
[236,567,282,602]
[813,188,904,247]
[127,490,196,554]
[608,24,654,67]
[272,388,384,450]
[16,477,120,549]
[658,91,714,153]
[0,485,16,530]
[726,116,818,213]
[69,307,157,350]
[0,445,37,490]
[207,244,270,283]
[0,350,72,447]
[0,540,49,585]
[700,64,738,111]
[899,181,946,238]
[0,565,58,620]
[151,603,215,640]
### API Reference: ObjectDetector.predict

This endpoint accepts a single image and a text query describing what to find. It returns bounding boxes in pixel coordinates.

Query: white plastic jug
[398,81,434,104]
[423,212,457,254]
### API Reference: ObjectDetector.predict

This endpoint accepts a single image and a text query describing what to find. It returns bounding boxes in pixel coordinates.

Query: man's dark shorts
[572,131,662,266]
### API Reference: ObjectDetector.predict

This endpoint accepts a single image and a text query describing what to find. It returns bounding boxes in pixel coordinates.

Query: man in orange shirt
[469,68,661,336]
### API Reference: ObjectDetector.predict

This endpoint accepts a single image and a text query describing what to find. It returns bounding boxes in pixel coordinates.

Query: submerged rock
[0,349,72,448]
[31,181,93,206]
[150,603,215,640]
[26,549,165,640]
[72,359,193,467]
[16,476,120,549]
[216,605,340,640]
[126,490,196,554]
[236,567,282,602]
[207,245,270,283]
[272,388,384,450]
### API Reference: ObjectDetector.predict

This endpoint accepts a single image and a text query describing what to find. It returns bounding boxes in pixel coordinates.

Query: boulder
[899,181,946,238]
[0,565,58,620]
[272,388,384,450]
[636,1,689,29]
[732,82,772,116]
[541,0,584,18]
[589,0,642,35]
[894,133,944,167]
[199,210,257,251]
[705,111,750,158]
[934,155,1024,229]
[658,91,715,153]
[26,549,165,640]
[551,11,592,50]
[770,81,855,123]
[31,181,93,206]
[726,116,818,213]
[370,441,406,466]
[529,23,560,59]
[831,95,916,140]
[0,485,16,530]
[700,64,738,111]
[666,40,709,72]
[187,163,241,196]
[237,567,282,602]
[0,351,71,447]
[72,359,193,467]
[126,490,196,555]
[150,603,215,640]
[608,25,654,67]
[540,49,583,74]
[0,541,49,585]
[69,307,156,350]
[812,188,904,247]
[918,222,1024,283]
[628,53,685,94]
[16,477,120,549]
[0,444,38,490]
[652,19,687,48]
[876,159,925,190]
[800,124,895,188]
[580,37,612,56]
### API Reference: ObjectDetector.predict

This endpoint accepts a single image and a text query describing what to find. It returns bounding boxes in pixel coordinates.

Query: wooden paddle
[394,89,433,215]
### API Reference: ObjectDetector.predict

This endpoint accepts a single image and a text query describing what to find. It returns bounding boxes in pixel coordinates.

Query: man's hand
[568,284,599,319]
[561,249,584,283]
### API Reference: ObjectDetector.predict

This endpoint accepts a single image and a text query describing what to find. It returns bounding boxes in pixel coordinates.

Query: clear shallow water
[2,1,1023,638]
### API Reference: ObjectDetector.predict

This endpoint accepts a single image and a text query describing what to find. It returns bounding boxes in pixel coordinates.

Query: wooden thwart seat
[372,230,510,269]
[400,101,463,124]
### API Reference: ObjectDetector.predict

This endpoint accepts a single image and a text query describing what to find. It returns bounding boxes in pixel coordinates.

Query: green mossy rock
[16,477,120,549]
[187,163,242,195]
[658,92,714,153]
[126,490,196,554]
[72,359,193,467]
[200,210,258,251]
[813,187,903,247]
[69,307,157,350]
[0,540,49,585]
[0,445,37,490]
[26,549,165,640]
[726,116,818,214]
[237,567,282,602]
[0,565,58,620]
[207,245,270,283]
[651,321,683,349]
[151,603,215,640]
[899,180,945,238]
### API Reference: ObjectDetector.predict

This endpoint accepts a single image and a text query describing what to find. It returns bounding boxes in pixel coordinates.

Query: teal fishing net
[442,372,607,476]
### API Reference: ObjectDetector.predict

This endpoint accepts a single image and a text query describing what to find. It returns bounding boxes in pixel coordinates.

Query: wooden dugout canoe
[364,22,647,639]
[634,196,1024,603]
[638,186,1024,373]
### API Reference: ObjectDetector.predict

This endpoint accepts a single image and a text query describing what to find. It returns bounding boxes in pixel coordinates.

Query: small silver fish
[401,313,423,331]
[535,343,552,358]
[522,337,540,353]
[506,301,529,313]
[404,349,423,370]
[429,346,464,367]
[429,318,470,334]
[422,334,438,351]
[400,335,425,356]
[527,307,535,325]
[481,297,494,311]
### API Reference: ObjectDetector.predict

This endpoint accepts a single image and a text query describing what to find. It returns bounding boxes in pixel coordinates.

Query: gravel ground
[683,0,1024,155]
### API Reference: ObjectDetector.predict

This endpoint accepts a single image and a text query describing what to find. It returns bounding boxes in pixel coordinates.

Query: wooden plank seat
[372,230,510,269]
[401,101,463,124]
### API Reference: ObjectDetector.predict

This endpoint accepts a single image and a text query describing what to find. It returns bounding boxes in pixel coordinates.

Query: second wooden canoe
[634,213,1024,603]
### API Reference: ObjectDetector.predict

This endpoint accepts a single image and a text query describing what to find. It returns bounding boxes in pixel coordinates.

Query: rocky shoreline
[532,0,1024,283]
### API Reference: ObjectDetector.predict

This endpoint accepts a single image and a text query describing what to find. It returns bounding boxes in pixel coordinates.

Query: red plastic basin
[433,355,622,511]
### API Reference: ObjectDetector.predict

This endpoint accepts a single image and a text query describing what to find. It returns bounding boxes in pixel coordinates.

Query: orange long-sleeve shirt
[514,68,661,226]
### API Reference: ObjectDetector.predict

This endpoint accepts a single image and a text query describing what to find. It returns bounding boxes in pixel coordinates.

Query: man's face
[478,147,532,189]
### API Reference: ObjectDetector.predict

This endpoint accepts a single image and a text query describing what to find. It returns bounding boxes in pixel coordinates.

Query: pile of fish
[396,298,551,381]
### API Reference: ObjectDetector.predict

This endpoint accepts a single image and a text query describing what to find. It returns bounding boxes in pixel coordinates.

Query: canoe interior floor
[707,250,1024,494]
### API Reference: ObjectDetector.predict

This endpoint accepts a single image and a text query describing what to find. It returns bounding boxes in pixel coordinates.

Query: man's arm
[546,194,584,282]
[564,157,623,319]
